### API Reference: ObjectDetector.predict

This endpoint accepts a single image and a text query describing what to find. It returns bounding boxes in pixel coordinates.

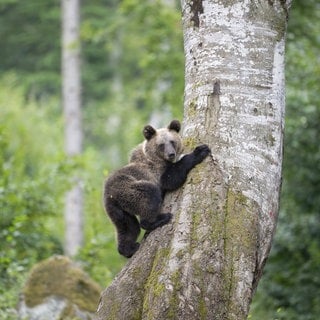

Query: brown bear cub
[104,120,210,258]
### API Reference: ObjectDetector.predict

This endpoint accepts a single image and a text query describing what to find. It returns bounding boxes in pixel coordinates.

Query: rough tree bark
[96,1,291,319]
[62,0,83,257]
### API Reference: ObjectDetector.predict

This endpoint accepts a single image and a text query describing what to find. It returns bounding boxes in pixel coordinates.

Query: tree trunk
[96,1,291,319]
[62,0,83,257]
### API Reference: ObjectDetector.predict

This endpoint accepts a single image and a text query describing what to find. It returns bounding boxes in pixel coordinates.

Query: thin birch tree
[96,0,291,319]
[62,0,83,257]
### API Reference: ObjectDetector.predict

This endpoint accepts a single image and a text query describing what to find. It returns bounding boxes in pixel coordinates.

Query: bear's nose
[168,153,176,161]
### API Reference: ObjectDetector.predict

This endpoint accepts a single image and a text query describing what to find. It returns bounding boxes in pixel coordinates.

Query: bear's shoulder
[129,143,145,163]
[129,142,166,180]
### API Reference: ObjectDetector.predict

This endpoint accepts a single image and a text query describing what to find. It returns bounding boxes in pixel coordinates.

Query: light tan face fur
[144,128,182,162]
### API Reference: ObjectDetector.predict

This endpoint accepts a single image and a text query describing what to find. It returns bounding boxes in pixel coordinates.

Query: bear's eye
[170,140,176,148]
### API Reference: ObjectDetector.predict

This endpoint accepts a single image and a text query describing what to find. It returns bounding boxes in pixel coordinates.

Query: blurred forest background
[0,0,319,319]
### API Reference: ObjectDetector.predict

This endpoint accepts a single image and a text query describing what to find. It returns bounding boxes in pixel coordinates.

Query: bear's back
[129,143,145,163]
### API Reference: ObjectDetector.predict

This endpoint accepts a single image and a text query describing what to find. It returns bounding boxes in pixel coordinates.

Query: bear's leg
[161,144,211,192]
[117,214,141,258]
[133,182,172,231]
[106,201,140,258]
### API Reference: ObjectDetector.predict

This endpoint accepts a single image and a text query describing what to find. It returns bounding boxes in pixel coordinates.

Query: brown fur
[104,120,210,258]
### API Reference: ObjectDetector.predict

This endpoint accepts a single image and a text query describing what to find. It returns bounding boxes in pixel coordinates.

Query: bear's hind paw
[118,242,140,258]
[140,213,172,231]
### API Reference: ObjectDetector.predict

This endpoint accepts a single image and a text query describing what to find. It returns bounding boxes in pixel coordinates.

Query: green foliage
[0,0,184,165]
[0,77,124,316]
[81,0,184,164]
[116,0,184,114]
[0,1,61,97]
[0,78,66,316]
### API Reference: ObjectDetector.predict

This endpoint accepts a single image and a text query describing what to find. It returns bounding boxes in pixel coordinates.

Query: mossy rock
[18,255,102,320]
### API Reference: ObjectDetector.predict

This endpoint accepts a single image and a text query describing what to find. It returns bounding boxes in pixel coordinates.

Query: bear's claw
[194,144,211,161]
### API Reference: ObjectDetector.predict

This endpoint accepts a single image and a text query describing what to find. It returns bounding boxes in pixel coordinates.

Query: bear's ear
[143,125,156,140]
[168,120,181,133]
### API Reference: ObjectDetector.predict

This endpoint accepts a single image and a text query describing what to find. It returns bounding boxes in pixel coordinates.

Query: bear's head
[143,120,183,163]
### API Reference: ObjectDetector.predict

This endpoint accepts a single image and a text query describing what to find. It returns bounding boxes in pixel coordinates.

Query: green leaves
[0,80,65,313]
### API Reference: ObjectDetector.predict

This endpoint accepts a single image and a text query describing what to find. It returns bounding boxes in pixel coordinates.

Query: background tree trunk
[96,1,291,319]
[62,0,83,257]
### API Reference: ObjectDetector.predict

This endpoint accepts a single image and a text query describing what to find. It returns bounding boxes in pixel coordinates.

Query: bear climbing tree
[104,120,210,258]
[96,1,291,319]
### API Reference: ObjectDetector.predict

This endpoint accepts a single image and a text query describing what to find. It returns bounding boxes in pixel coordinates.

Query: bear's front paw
[193,144,211,161]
